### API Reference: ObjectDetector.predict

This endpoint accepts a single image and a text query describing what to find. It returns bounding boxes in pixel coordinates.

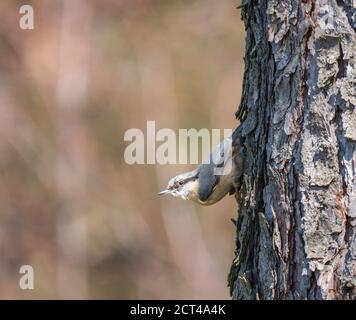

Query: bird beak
[158,189,170,195]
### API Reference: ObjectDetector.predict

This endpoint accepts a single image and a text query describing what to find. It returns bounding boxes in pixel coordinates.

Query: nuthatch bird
[158,131,242,205]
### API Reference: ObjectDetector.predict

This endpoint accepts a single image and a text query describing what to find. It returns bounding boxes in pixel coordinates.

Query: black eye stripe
[181,176,196,185]
[171,175,197,189]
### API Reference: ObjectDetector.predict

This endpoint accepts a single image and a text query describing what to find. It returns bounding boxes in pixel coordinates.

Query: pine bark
[229,0,356,300]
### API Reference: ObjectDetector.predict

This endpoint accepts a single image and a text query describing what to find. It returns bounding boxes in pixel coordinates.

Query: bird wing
[197,130,242,202]
[197,163,220,202]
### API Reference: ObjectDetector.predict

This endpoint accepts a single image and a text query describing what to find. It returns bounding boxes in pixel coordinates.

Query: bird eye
[179,181,184,185]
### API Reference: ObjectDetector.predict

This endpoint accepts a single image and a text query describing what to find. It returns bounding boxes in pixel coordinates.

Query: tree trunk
[229,0,356,300]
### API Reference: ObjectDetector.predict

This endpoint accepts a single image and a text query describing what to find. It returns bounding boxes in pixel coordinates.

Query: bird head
[158,171,198,201]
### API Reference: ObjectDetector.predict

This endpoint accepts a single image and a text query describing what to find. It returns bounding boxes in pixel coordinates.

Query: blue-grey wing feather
[197,163,219,202]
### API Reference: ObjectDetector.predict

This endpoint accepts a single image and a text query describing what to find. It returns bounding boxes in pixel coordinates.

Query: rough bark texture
[229,0,356,300]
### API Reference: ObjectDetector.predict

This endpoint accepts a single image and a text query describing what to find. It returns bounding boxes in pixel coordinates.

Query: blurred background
[0,0,244,299]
